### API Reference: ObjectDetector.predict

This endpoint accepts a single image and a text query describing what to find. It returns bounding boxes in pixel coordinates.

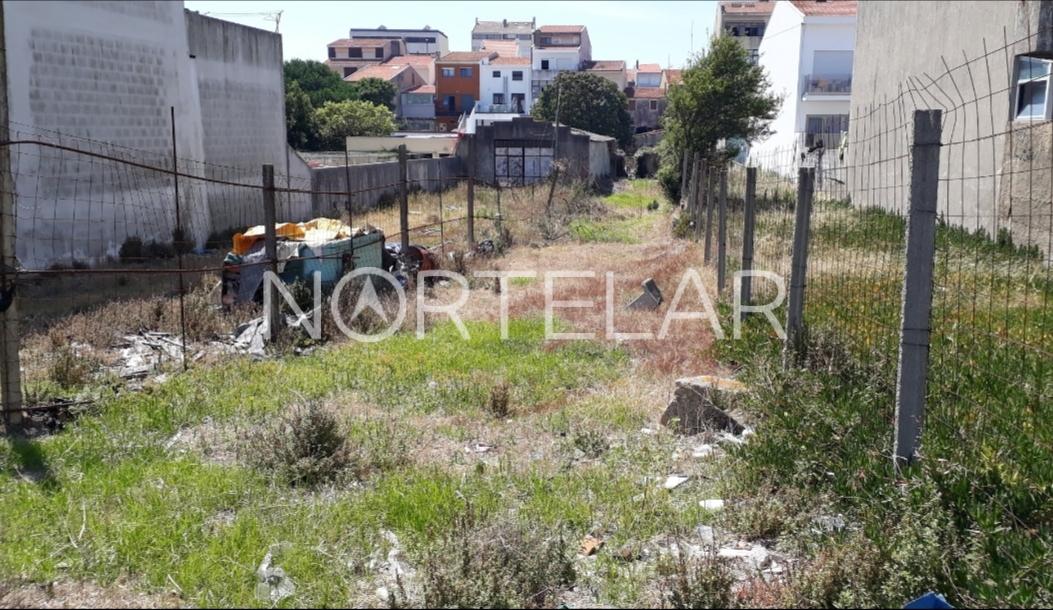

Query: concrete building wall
[751,2,803,160]
[310,156,463,218]
[849,0,1052,255]
[480,64,532,113]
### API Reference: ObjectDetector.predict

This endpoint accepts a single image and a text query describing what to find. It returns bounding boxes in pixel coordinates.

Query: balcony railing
[802,73,852,96]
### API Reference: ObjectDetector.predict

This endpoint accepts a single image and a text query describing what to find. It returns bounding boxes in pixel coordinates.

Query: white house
[751,0,857,163]
[531,25,592,99]
[480,56,533,114]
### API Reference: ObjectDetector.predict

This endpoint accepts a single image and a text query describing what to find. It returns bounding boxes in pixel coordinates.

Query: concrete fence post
[739,166,758,310]
[680,149,690,206]
[783,166,815,366]
[466,138,476,248]
[717,165,728,293]
[0,2,23,430]
[893,109,943,468]
[703,168,716,263]
[262,164,281,341]
[692,157,705,242]
[398,144,409,253]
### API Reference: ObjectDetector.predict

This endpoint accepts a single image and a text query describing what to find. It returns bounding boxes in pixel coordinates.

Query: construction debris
[663,474,690,490]
[660,375,748,436]
[256,545,296,603]
[627,277,663,310]
[580,535,605,556]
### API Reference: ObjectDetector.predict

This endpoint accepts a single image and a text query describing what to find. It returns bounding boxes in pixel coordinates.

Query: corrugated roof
[345,64,409,82]
[537,25,586,33]
[492,55,531,66]
[719,1,775,15]
[472,19,535,35]
[586,60,626,71]
[438,51,498,63]
[791,0,857,16]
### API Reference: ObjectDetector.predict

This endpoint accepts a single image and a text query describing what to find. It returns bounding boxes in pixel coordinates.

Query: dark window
[459,67,472,77]
[349,48,362,58]
[511,93,525,113]
[328,47,336,59]
[375,48,383,58]
[493,70,501,78]
[541,37,552,45]
[405,36,437,43]
[441,67,455,77]
[649,100,658,111]
[512,71,523,81]
[804,114,849,147]
[493,93,505,105]
[444,96,456,112]
[541,59,549,70]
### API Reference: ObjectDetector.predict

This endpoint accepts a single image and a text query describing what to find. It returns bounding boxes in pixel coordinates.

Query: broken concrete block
[660,376,748,435]
[627,278,663,310]
[663,474,690,490]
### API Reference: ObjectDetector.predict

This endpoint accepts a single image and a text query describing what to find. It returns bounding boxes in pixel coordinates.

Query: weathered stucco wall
[849,0,1052,256]
[310,156,464,219]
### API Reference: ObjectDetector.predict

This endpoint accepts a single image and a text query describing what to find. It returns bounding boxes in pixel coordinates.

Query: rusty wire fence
[681,27,1052,534]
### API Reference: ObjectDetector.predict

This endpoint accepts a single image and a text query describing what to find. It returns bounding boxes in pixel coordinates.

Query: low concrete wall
[310,156,464,219]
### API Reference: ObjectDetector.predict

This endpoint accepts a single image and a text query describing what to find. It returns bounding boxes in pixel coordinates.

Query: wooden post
[692,158,705,242]
[717,166,728,293]
[398,144,409,253]
[466,137,476,248]
[784,167,815,366]
[680,150,690,206]
[703,168,715,263]
[0,2,23,430]
[739,167,758,309]
[893,110,943,468]
[262,164,280,341]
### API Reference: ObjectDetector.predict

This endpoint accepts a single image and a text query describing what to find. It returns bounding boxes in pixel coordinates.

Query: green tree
[531,71,633,148]
[285,81,318,149]
[314,100,396,150]
[659,35,781,199]
[283,59,357,107]
[349,77,398,111]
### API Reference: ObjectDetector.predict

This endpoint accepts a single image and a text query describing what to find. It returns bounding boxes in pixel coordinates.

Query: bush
[657,547,736,609]
[486,382,511,419]
[658,162,681,203]
[420,508,575,608]
[118,236,145,262]
[246,401,350,487]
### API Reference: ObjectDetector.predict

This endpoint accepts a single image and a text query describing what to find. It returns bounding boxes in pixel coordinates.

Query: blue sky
[184,1,718,68]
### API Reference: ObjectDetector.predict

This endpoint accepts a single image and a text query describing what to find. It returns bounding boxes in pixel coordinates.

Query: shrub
[246,401,350,487]
[657,162,681,203]
[45,331,97,389]
[119,236,145,262]
[486,382,511,419]
[657,547,736,609]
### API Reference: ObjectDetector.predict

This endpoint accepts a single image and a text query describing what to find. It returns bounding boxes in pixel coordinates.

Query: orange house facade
[434,51,497,130]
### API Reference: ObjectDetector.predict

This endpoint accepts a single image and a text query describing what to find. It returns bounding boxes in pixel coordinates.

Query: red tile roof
[791,0,857,16]
[586,60,626,71]
[480,40,519,56]
[406,84,435,94]
[438,51,498,63]
[632,87,667,99]
[492,55,531,66]
[719,1,775,15]
[663,69,683,85]
[637,63,662,73]
[345,64,410,82]
[383,55,434,67]
[537,25,586,33]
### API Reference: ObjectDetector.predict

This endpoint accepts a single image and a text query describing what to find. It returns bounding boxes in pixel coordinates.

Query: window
[649,100,658,111]
[374,48,383,58]
[541,59,550,70]
[1014,55,1052,120]
[441,67,455,77]
[512,71,523,81]
[459,67,472,77]
[748,49,759,64]
[328,47,336,59]
[804,114,849,148]
[493,70,501,78]
[444,96,456,113]
[349,48,362,58]
[541,37,552,45]
[493,93,505,105]
[511,93,525,113]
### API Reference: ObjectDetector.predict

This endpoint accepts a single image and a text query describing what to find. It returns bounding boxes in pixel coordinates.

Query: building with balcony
[326,38,407,78]
[435,51,498,131]
[347,26,448,56]
[531,25,592,99]
[480,56,532,114]
[714,1,775,64]
[472,18,535,57]
[751,0,856,160]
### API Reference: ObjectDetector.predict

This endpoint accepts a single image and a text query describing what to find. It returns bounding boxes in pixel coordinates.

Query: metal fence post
[262,164,280,341]
[0,3,23,429]
[783,166,815,366]
[894,109,943,468]
[740,166,758,309]
[398,144,409,253]
[717,165,728,293]
[704,168,715,263]
[466,137,476,248]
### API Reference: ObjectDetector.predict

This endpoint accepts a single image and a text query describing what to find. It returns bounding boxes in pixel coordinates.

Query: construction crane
[200,10,283,33]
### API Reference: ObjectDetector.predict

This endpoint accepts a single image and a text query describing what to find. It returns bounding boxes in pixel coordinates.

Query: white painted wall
[752,1,803,161]
[480,65,532,113]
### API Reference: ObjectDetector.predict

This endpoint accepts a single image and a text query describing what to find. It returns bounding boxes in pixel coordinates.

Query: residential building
[752,0,856,159]
[400,85,437,131]
[326,38,406,78]
[850,0,1052,257]
[347,26,448,56]
[628,87,668,132]
[480,39,521,58]
[531,25,592,99]
[714,0,775,64]
[661,68,683,89]
[345,63,426,118]
[381,54,436,85]
[584,60,628,91]
[435,51,498,130]
[480,56,533,114]
[633,62,663,88]
[472,18,535,56]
